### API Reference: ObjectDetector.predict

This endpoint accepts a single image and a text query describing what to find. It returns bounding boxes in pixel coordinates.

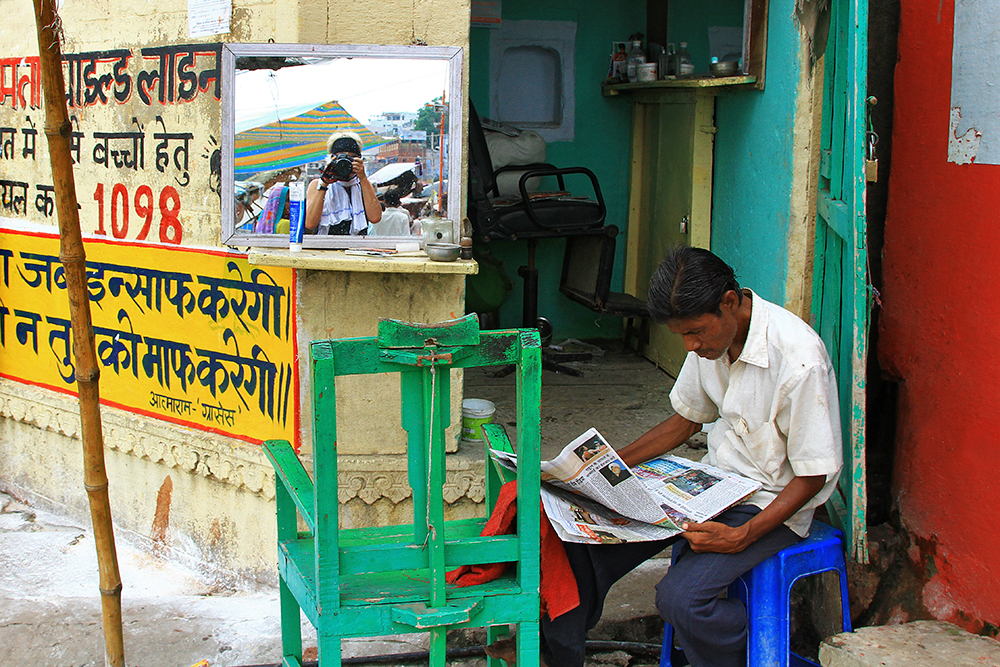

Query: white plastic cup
[637,63,658,82]
[461,398,496,444]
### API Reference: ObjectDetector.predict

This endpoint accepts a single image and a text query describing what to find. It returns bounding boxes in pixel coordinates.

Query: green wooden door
[812,0,870,562]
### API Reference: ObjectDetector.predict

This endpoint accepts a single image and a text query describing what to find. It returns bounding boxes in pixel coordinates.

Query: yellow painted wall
[0,0,472,581]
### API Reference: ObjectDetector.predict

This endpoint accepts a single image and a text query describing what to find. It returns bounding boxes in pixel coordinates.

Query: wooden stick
[31,2,126,665]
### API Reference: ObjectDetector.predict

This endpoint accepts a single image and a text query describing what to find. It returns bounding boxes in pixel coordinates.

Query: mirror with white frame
[221,43,464,248]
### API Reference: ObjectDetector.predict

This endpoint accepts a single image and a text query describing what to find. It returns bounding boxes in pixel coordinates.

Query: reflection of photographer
[305,132,382,235]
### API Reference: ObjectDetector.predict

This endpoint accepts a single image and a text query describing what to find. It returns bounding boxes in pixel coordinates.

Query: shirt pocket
[734,418,784,480]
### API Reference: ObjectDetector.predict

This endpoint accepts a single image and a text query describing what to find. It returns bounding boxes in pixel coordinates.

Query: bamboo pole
[31,2,126,666]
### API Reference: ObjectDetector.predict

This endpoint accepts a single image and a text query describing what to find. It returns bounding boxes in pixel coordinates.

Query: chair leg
[279,578,303,667]
[486,625,510,667]
[429,626,448,667]
[659,622,676,667]
[745,564,788,667]
[838,565,853,633]
[318,633,343,667]
[516,621,540,666]
[623,318,636,353]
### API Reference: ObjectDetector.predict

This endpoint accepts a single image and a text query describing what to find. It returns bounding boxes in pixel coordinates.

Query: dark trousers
[540,505,801,667]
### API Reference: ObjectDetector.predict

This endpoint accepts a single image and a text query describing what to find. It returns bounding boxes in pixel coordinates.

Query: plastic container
[637,62,658,82]
[461,398,496,444]
[626,40,646,83]
[287,179,305,252]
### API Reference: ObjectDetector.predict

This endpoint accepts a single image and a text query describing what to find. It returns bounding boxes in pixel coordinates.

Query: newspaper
[489,427,762,545]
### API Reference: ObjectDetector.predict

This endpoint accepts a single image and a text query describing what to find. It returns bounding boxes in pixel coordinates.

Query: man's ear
[720,289,741,313]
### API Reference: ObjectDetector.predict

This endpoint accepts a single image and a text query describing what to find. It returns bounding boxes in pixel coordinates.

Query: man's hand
[681,520,752,554]
[352,157,367,182]
[681,474,827,555]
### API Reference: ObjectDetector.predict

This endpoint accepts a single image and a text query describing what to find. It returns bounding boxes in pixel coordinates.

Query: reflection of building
[377,130,428,163]
[367,111,419,136]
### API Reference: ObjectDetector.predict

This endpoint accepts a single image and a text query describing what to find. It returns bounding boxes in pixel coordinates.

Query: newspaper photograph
[489,427,762,545]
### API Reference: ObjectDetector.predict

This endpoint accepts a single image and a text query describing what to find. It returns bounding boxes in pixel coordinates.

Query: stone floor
[463,338,705,462]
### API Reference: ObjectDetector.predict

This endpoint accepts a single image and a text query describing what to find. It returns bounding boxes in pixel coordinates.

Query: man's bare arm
[681,474,826,554]
[618,413,702,468]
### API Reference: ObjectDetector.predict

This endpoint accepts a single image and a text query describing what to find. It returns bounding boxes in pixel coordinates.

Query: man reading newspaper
[487,247,843,667]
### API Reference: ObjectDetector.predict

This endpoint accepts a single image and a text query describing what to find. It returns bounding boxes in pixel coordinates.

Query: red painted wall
[880,0,1000,630]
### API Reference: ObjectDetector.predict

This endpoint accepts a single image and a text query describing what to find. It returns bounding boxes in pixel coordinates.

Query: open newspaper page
[539,429,677,526]
[632,455,761,525]
[541,481,684,544]
[489,427,762,545]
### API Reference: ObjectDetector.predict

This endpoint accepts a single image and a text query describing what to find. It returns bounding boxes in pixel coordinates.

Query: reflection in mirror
[221,44,464,248]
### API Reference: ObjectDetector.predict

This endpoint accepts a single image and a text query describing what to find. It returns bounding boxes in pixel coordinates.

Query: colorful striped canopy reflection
[235,100,387,178]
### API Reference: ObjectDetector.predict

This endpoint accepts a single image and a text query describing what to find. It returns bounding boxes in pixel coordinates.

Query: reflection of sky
[236,58,449,133]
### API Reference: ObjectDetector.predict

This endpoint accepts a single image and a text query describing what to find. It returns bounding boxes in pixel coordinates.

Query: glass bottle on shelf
[676,42,694,77]
[660,43,676,78]
[626,40,646,83]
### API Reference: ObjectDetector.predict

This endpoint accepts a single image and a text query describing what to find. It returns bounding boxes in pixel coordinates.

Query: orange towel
[445,480,580,619]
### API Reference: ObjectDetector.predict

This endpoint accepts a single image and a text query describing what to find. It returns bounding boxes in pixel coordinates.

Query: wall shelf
[602,75,758,96]
[248,248,478,274]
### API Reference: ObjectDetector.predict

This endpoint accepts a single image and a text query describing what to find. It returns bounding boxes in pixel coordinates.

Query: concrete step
[819,620,1000,667]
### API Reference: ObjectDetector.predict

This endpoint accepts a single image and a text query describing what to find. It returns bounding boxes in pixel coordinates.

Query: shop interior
[224,0,783,376]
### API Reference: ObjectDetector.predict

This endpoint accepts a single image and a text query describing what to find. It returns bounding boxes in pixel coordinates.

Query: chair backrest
[467,101,497,196]
[559,226,619,311]
[468,100,607,242]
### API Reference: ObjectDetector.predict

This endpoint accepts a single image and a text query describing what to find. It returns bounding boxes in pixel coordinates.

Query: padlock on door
[865,97,879,183]
[865,159,878,183]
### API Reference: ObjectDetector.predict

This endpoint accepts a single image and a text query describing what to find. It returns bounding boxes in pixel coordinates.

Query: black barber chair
[559,226,650,355]
[467,101,607,375]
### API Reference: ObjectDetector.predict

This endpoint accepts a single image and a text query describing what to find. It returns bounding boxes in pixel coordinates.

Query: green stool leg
[279,578,303,667]
[318,632,342,667]
[486,624,510,667]
[275,473,304,667]
[517,621,541,665]
[429,626,447,666]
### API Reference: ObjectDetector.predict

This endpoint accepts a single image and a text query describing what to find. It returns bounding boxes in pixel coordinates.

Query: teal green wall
[702,0,802,304]
[667,0,744,76]
[469,0,644,340]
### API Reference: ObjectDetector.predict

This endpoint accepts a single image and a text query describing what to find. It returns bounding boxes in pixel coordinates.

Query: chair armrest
[263,440,316,534]
[490,163,557,197]
[483,423,517,484]
[517,166,606,227]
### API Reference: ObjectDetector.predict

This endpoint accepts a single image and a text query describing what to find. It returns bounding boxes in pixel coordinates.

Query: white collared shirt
[669,291,843,537]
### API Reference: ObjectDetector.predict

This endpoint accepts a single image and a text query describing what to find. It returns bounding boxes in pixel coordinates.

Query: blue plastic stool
[659,520,852,667]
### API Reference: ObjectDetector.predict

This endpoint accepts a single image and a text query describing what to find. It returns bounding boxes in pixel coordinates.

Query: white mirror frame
[220,43,464,248]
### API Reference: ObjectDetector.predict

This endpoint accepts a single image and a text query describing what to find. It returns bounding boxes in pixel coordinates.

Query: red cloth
[445,480,580,619]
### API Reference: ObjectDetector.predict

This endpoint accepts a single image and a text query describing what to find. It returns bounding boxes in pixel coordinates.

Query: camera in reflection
[324,154,355,181]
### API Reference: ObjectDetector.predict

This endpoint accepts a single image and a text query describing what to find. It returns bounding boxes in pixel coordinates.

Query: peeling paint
[150,474,173,553]
[948,107,981,165]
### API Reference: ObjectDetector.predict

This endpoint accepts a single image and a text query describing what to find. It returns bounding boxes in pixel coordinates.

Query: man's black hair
[330,136,361,155]
[647,246,742,322]
[384,190,402,208]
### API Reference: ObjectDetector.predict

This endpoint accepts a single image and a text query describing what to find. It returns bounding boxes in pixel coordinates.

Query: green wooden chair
[263,314,542,667]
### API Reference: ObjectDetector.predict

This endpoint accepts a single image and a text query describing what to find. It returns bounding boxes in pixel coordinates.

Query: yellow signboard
[0,226,297,444]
